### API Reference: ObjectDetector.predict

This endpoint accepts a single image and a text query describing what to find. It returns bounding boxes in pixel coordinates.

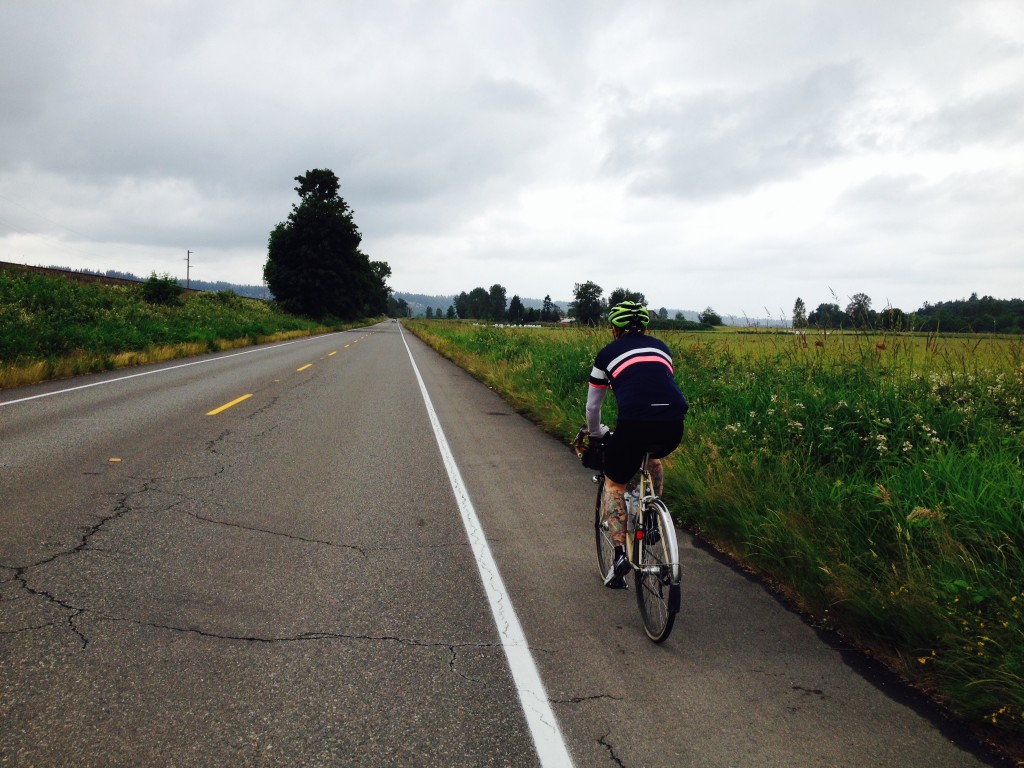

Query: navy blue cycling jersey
[588,332,688,421]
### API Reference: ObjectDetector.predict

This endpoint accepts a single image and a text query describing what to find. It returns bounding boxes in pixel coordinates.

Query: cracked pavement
[1,327,538,767]
[1,323,1007,768]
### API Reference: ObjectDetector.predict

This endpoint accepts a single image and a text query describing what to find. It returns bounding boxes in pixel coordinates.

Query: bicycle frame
[576,426,682,640]
[627,453,681,588]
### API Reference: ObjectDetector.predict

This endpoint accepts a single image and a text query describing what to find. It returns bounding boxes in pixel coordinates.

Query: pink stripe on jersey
[611,355,674,378]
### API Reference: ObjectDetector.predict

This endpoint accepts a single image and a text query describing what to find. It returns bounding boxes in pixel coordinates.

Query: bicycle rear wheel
[593,480,615,580]
[634,500,681,642]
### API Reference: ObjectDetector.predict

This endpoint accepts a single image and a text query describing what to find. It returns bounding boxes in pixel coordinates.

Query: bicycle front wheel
[593,480,615,580]
[634,499,681,642]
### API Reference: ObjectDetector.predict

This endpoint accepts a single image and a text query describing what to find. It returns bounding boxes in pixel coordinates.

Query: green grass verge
[405,318,1024,754]
[0,269,376,387]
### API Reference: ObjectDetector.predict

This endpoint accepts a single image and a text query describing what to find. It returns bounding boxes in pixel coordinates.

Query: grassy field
[0,269,369,388]
[405,319,1024,754]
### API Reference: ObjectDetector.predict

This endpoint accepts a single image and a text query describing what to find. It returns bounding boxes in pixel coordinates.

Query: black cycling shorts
[603,419,685,484]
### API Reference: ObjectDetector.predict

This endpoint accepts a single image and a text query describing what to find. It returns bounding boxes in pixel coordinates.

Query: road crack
[102,617,502,656]
[186,509,367,556]
[7,565,90,647]
[2,475,370,647]
[551,693,623,705]
[598,733,627,767]
[0,481,159,648]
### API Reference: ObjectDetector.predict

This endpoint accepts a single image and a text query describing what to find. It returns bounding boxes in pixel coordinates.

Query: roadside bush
[142,273,184,305]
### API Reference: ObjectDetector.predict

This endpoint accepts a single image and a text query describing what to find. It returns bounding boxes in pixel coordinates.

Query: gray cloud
[601,64,865,198]
[838,169,1024,251]
[919,81,1024,150]
[1,0,1021,312]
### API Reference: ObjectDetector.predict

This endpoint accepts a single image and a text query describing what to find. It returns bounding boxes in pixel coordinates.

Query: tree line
[793,293,1024,333]
[393,285,564,323]
[414,280,714,330]
[448,287,564,323]
[566,281,713,330]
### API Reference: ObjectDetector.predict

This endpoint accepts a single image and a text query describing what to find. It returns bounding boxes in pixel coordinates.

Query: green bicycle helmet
[608,300,650,329]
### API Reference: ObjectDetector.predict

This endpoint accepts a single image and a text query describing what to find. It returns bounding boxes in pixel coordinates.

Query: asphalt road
[0,321,1006,767]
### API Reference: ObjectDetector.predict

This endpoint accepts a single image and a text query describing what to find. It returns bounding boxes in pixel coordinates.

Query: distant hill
[179,278,270,299]
[30,265,270,298]
[392,293,460,313]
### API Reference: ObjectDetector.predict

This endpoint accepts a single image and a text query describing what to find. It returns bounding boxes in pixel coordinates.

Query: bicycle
[574,427,682,642]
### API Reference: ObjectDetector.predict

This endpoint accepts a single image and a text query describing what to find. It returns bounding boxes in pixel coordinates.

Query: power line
[0,191,99,245]
[0,211,103,263]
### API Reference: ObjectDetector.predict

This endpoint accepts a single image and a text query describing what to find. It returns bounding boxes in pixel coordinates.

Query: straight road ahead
[0,322,1004,767]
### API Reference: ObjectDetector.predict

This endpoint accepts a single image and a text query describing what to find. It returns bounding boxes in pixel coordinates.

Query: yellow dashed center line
[207,394,253,416]
[207,344,350,416]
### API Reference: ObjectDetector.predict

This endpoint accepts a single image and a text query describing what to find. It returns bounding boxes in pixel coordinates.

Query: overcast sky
[2,1,1022,316]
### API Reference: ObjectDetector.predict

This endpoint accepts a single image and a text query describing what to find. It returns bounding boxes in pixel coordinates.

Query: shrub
[142,273,184,305]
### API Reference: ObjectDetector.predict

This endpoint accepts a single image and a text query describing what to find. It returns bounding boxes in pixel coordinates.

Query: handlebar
[572,426,588,458]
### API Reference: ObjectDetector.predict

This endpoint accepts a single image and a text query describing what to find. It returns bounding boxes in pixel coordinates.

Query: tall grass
[406,319,1024,749]
[0,270,354,387]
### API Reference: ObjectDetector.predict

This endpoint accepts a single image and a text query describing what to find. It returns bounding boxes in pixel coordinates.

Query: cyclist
[586,300,688,588]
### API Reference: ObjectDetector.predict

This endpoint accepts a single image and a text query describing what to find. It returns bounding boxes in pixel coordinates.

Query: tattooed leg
[649,459,664,497]
[603,477,628,547]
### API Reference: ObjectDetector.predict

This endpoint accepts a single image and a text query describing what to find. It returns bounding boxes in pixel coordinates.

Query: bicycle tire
[593,479,616,581]
[634,499,681,642]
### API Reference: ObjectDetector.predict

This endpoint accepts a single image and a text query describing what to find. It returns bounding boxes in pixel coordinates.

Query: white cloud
[1,0,1022,313]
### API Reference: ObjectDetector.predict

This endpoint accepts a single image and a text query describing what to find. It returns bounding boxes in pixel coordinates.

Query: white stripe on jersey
[607,346,672,372]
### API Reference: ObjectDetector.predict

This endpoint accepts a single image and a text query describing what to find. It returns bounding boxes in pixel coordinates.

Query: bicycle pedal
[604,575,629,590]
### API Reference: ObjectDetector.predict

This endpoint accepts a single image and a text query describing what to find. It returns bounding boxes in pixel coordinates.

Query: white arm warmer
[586,386,607,436]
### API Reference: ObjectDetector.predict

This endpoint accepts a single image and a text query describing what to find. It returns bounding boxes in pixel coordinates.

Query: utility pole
[185,250,192,290]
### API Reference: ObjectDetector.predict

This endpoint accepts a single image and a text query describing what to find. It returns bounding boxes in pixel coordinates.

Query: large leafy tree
[571,281,605,325]
[879,306,908,330]
[808,302,845,328]
[608,287,646,307]
[488,284,507,321]
[698,306,723,326]
[387,295,409,317]
[846,292,873,328]
[467,287,491,318]
[264,169,390,319]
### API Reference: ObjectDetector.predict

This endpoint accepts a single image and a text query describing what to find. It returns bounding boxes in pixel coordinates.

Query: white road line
[399,326,573,768]
[0,332,349,408]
